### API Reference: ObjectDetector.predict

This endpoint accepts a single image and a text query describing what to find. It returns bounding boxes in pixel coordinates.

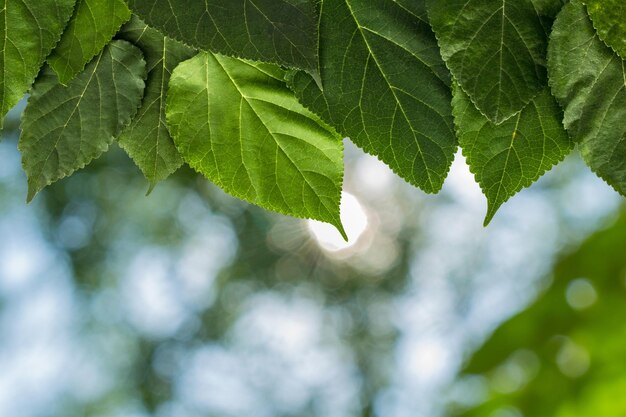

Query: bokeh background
[1,100,625,417]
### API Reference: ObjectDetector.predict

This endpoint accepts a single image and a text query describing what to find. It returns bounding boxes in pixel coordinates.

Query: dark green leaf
[289,0,457,194]
[427,0,549,123]
[19,40,146,201]
[583,0,626,60]
[531,0,567,36]
[117,17,196,191]
[125,0,319,76]
[548,1,626,195]
[166,52,346,236]
[48,0,131,85]
[0,0,75,126]
[453,85,573,225]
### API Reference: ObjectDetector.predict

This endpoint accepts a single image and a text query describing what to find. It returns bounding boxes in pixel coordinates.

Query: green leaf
[117,17,195,191]
[47,0,131,85]
[531,0,567,36]
[583,0,626,60]
[166,52,346,237]
[0,0,75,127]
[548,1,626,195]
[427,0,549,123]
[125,0,319,76]
[19,40,146,201]
[453,84,573,225]
[288,0,457,194]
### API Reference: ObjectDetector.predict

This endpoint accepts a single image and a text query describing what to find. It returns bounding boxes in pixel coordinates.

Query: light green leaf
[0,0,75,126]
[117,17,195,191]
[47,0,131,85]
[166,52,346,237]
[427,0,549,123]
[288,0,457,194]
[583,0,626,60]
[19,40,146,201]
[125,0,319,76]
[548,1,626,195]
[453,84,573,225]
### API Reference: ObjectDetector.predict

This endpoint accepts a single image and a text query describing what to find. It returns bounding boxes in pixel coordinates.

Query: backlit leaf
[166,52,345,236]
[19,40,146,201]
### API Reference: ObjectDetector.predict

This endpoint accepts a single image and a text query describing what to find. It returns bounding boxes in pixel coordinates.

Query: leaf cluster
[1,0,624,233]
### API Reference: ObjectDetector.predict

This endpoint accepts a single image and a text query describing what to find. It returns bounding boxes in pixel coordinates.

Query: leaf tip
[26,185,39,204]
[483,201,502,227]
[336,222,349,242]
[145,181,157,196]
[309,69,323,91]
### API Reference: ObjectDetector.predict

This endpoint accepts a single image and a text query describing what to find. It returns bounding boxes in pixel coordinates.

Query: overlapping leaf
[125,0,319,76]
[166,52,345,236]
[427,0,549,123]
[117,17,195,190]
[583,0,626,60]
[0,0,75,126]
[289,0,457,194]
[453,85,572,225]
[531,0,567,36]
[47,0,131,85]
[548,1,626,195]
[19,40,146,201]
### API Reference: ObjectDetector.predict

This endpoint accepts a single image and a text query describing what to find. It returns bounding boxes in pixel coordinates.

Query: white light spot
[307,192,368,252]
[566,278,597,310]
[355,155,393,194]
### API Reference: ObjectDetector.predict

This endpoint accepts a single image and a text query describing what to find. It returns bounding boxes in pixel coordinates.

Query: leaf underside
[548,1,626,195]
[19,40,146,201]
[0,0,75,126]
[289,0,457,194]
[427,0,549,123]
[453,84,573,225]
[48,0,131,85]
[125,0,319,76]
[166,52,346,237]
[117,16,196,191]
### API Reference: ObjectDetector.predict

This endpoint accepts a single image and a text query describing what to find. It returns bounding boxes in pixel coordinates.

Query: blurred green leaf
[457,211,626,417]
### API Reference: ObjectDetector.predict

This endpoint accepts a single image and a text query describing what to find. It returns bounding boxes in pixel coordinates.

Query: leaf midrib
[344,0,437,190]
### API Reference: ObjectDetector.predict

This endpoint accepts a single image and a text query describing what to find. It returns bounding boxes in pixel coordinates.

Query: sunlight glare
[307,192,368,252]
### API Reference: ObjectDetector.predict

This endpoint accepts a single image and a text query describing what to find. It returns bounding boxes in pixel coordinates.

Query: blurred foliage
[31,141,412,416]
[454,211,626,417]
